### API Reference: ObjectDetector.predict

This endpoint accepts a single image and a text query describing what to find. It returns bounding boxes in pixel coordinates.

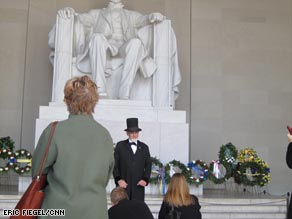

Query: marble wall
[0,0,292,194]
[190,0,292,194]
[0,0,29,148]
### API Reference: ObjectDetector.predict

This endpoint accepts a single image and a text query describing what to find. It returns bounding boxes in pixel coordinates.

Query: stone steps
[145,196,287,219]
[202,213,285,219]
[0,194,287,219]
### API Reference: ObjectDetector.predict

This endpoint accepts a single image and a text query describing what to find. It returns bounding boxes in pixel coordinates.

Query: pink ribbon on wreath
[212,160,220,178]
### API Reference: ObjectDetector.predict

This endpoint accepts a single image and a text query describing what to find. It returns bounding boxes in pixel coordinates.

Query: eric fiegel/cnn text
[2,209,65,216]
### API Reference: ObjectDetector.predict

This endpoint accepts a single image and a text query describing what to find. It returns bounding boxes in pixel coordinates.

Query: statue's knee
[89,33,108,51]
[127,38,142,48]
[90,33,106,43]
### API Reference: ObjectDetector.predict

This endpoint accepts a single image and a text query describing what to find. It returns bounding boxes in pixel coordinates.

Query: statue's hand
[57,7,75,19]
[148,12,165,23]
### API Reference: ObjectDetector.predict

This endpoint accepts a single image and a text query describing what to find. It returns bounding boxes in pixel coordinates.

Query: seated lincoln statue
[49,0,181,108]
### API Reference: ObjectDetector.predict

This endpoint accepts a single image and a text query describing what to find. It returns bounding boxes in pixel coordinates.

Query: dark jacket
[158,195,202,219]
[113,139,152,201]
[286,142,292,169]
[286,142,292,219]
[108,198,154,219]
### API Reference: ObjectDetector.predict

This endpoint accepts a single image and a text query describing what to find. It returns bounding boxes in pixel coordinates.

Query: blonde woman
[32,75,114,219]
[158,173,201,219]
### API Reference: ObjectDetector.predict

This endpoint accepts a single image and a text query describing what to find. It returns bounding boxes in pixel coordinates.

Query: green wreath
[13,149,32,175]
[0,150,15,175]
[187,160,209,185]
[0,136,15,153]
[149,157,164,184]
[208,160,233,184]
[235,158,270,187]
[164,160,189,184]
[219,143,238,165]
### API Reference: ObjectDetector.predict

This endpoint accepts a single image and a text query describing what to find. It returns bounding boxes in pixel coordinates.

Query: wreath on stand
[187,160,208,186]
[209,143,237,184]
[235,148,271,187]
[13,149,32,174]
[208,160,232,184]
[235,159,270,187]
[164,160,189,184]
[219,142,238,165]
[149,157,164,184]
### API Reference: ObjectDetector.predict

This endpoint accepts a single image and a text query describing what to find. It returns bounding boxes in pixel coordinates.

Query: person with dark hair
[113,118,152,201]
[286,133,292,219]
[158,173,202,219]
[32,75,114,219]
[108,187,154,219]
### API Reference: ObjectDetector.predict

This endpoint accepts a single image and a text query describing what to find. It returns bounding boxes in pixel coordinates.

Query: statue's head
[110,0,122,4]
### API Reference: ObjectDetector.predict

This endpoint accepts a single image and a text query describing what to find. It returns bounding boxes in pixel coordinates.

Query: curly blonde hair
[64,76,99,114]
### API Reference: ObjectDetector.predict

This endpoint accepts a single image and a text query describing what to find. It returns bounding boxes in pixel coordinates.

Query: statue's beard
[108,2,124,9]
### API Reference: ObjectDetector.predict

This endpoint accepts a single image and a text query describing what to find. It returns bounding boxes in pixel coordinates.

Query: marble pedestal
[33,100,193,194]
[144,183,203,196]
[35,99,189,164]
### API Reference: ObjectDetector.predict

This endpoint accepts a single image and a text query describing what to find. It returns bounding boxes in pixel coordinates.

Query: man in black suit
[113,118,152,201]
[108,187,154,219]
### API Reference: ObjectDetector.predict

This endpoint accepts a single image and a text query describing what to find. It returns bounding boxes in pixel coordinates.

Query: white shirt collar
[128,139,137,145]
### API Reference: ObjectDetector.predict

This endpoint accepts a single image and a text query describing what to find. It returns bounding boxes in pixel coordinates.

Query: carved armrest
[52,15,74,102]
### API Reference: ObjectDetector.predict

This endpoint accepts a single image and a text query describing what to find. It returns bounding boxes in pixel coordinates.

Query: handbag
[10,121,58,219]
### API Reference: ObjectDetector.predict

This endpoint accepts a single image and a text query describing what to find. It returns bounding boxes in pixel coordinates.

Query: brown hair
[110,187,129,205]
[64,75,99,114]
[164,173,194,207]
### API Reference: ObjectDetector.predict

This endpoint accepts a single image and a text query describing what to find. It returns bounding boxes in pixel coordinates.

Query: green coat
[32,114,114,219]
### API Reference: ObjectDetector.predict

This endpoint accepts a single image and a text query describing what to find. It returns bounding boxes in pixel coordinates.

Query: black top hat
[124,118,142,132]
